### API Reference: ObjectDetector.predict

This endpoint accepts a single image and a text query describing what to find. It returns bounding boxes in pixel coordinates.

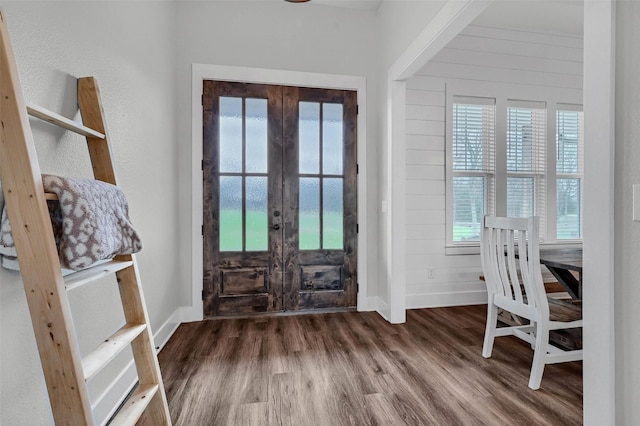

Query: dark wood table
[538,248,582,300]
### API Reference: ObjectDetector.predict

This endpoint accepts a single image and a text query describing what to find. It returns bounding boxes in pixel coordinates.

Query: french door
[202,81,357,317]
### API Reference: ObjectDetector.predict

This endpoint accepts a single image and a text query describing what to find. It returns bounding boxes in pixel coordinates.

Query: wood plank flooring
[145,305,582,425]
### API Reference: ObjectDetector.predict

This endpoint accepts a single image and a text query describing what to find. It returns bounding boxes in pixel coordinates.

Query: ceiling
[312,0,383,11]
[310,0,583,37]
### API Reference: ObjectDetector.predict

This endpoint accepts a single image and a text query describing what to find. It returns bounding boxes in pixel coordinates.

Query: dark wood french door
[203,81,357,317]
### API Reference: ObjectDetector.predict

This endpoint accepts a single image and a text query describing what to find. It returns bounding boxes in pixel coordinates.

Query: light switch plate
[634,185,640,221]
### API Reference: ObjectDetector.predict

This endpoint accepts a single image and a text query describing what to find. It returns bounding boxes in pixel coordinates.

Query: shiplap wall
[405,25,583,309]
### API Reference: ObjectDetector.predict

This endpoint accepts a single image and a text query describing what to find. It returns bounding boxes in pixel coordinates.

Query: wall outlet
[427,268,435,279]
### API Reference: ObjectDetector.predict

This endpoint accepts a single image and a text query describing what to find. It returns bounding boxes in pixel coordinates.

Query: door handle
[270,224,281,231]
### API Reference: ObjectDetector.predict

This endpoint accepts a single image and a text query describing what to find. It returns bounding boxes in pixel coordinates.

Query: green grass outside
[220,210,343,252]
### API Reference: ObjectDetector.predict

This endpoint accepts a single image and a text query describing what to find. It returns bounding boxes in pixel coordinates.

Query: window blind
[452,97,495,242]
[506,101,546,237]
[556,107,583,239]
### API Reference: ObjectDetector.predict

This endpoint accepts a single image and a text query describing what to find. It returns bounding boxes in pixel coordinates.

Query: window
[451,97,495,242]
[506,101,546,232]
[447,96,583,246]
[556,106,583,239]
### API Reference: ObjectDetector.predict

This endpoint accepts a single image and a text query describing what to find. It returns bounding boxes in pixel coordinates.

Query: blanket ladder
[0,11,171,425]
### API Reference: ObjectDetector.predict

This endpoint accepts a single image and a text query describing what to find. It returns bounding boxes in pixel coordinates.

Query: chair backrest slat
[481,216,549,316]
[507,231,524,304]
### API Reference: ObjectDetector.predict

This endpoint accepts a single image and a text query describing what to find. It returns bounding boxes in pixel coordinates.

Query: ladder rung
[27,103,105,139]
[82,323,147,381]
[44,192,58,200]
[64,260,134,291]
[109,384,159,426]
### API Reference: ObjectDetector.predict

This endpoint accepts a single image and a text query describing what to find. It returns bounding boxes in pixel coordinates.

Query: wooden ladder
[0,11,171,425]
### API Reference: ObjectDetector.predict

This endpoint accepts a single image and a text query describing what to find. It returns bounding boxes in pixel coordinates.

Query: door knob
[270,224,281,231]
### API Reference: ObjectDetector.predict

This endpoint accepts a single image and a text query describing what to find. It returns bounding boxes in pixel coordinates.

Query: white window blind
[451,97,495,242]
[506,101,546,236]
[556,106,583,239]
[447,94,583,247]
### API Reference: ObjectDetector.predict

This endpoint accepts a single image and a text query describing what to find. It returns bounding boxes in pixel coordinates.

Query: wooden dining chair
[480,216,583,390]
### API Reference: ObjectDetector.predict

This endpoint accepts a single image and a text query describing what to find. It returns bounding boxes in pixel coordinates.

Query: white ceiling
[311,0,583,37]
[312,0,383,11]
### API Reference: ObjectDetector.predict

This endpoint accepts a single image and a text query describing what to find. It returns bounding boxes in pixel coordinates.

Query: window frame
[445,89,583,252]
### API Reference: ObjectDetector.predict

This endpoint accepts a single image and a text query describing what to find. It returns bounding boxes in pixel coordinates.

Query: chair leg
[528,322,549,390]
[482,302,498,358]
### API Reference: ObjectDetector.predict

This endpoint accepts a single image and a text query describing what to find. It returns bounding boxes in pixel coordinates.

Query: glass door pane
[219,96,269,252]
[298,101,345,250]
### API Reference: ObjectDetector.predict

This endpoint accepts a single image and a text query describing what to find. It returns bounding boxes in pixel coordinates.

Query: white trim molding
[583,0,616,424]
[189,64,369,320]
[385,0,492,324]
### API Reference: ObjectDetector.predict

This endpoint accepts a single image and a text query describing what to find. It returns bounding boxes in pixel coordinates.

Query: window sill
[445,241,583,256]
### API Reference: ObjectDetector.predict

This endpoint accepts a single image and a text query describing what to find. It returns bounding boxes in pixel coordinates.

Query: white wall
[1,1,381,422]
[404,25,583,308]
[615,1,640,422]
[0,2,180,424]
[174,1,380,310]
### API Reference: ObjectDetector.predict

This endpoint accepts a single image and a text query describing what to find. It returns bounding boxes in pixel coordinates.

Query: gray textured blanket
[0,175,142,271]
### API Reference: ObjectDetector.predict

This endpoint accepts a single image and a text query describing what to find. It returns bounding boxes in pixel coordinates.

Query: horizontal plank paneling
[432,48,583,76]
[406,90,444,106]
[405,75,447,91]
[407,268,485,287]
[419,62,583,90]
[406,105,445,120]
[443,35,583,63]
[461,25,583,49]
[405,150,444,166]
[406,165,444,180]
[406,224,446,241]
[406,119,444,136]
[406,239,445,255]
[406,254,481,269]
[405,24,582,307]
[406,135,444,151]
[406,210,445,225]
[406,180,445,195]
[406,194,446,210]
[407,279,486,293]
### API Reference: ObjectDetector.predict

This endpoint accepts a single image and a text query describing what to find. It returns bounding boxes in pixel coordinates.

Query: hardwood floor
[147,305,582,425]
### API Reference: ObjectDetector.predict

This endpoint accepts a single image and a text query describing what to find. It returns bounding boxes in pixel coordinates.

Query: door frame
[189,64,368,321]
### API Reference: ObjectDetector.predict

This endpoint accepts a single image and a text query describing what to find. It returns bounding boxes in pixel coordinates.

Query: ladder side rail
[116,260,172,424]
[77,76,171,424]
[77,77,118,185]
[0,11,94,425]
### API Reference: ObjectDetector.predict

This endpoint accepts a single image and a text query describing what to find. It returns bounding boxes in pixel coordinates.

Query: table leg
[545,266,581,300]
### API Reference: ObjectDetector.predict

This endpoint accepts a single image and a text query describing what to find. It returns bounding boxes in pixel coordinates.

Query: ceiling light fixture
[285,0,311,3]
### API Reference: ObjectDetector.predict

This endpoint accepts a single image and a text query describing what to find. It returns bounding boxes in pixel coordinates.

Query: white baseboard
[356,296,379,312]
[405,290,487,310]
[374,297,391,322]
[178,304,203,323]
[91,307,184,425]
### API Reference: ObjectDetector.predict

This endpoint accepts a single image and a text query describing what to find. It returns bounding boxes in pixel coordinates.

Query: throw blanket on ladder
[0,175,142,271]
